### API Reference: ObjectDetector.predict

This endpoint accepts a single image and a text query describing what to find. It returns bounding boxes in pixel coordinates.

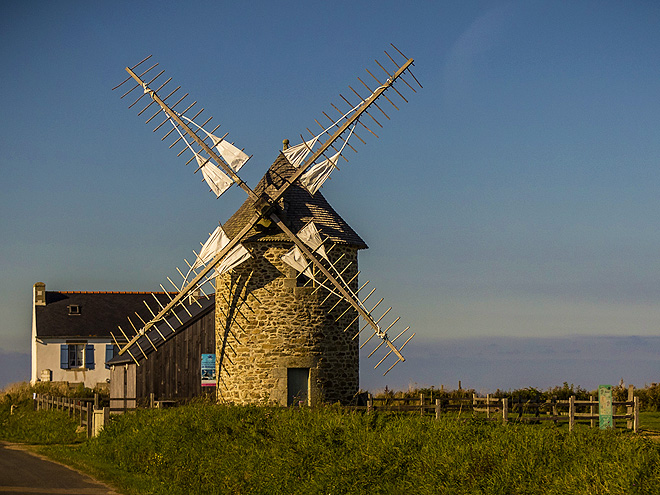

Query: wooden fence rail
[33,393,109,438]
[352,393,639,432]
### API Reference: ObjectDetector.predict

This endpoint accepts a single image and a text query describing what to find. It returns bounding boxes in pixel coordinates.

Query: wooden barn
[107,295,215,411]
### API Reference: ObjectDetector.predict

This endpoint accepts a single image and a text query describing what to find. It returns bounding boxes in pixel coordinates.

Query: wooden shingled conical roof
[222,153,368,249]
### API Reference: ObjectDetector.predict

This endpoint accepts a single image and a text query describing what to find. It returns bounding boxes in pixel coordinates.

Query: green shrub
[0,402,84,444]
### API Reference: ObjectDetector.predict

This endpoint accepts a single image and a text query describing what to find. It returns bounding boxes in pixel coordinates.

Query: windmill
[111,45,421,404]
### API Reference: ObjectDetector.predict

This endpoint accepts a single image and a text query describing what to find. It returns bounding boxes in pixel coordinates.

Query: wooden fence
[506,394,640,432]
[35,391,639,435]
[34,393,109,438]
[354,392,640,433]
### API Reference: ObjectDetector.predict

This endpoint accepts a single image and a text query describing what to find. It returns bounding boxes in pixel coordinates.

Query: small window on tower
[68,304,81,315]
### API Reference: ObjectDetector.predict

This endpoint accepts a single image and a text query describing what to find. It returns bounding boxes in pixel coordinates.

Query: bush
[0,401,85,444]
[0,381,100,444]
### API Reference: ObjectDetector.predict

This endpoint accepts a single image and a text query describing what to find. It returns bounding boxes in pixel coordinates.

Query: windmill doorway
[287,368,310,406]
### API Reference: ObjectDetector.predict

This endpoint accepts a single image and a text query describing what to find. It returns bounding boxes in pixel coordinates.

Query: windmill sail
[113,45,421,375]
[299,123,356,195]
[196,155,233,197]
[193,226,225,269]
[297,222,328,260]
[193,225,251,275]
[212,137,249,172]
[283,136,319,168]
[300,152,340,195]
[181,115,249,172]
[215,243,251,276]
[281,246,315,280]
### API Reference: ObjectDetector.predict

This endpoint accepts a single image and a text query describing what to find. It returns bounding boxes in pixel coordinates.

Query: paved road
[0,441,120,494]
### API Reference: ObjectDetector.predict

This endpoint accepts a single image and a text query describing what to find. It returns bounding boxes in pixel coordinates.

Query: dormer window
[67,304,81,315]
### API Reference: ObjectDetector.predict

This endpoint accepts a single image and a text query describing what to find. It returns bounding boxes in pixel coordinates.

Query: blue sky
[1,1,659,391]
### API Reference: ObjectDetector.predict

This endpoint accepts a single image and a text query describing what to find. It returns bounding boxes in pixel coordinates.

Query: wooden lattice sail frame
[111,45,421,375]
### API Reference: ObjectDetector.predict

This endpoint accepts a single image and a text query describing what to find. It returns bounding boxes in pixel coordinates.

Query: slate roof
[222,153,368,249]
[35,291,176,339]
[107,295,215,365]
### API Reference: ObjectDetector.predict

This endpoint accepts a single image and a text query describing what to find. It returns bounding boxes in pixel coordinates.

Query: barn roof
[222,153,368,249]
[35,291,176,339]
[107,295,215,366]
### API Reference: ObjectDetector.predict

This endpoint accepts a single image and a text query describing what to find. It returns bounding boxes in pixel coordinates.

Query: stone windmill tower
[112,46,421,405]
[216,154,367,405]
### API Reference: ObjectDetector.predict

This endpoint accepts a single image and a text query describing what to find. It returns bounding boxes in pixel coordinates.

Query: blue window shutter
[105,344,114,369]
[60,345,69,369]
[85,344,95,370]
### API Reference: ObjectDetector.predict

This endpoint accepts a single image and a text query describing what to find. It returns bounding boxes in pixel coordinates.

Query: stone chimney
[34,282,46,306]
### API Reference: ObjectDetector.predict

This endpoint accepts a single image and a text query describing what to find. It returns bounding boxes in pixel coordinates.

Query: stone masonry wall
[215,241,360,405]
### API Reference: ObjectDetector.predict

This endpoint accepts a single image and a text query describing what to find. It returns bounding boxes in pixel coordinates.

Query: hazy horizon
[3,334,657,394]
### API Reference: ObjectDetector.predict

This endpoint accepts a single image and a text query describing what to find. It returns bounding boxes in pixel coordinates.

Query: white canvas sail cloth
[167,116,235,198]
[296,222,328,260]
[281,245,315,280]
[300,123,357,195]
[300,152,340,195]
[193,226,224,269]
[213,136,249,172]
[190,225,251,276]
[215,242,251,277]
[180,115,249,172]
[283,136,319,168]
[280,222,329,283]
[284,93,367,171]
[195,155,233,197]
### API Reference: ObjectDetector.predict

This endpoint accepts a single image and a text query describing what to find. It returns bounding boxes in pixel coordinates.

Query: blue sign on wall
[201,354,216,387]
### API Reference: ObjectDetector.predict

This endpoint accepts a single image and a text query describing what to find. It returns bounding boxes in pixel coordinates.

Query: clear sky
[1,1,659,391]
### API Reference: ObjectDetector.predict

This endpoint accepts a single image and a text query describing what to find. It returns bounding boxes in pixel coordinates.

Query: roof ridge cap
[55,291,178,295]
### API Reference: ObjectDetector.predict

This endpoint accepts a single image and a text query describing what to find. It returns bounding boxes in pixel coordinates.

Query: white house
[31,282,172,388]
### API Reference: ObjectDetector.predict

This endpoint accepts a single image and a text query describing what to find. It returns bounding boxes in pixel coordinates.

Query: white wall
[34,338,112,388]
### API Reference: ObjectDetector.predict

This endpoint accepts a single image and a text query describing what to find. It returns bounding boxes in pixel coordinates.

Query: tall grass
[45,402,660,495]
[3,381,659,493]
[0,381,90,444]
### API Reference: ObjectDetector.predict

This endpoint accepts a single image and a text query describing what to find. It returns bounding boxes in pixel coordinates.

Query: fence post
[589,395,595,428]
[420,393,424,416]
[634,396,639,434]
[94,393,99,410]
[367,393,373,414]
[627,385,634,430]
[502,398,508,424]
[569,396,575,432]
[486,394,491,419]
[435,399,441,420]
[86,405,93,438]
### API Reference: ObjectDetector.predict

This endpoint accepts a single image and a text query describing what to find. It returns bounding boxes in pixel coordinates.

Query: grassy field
[2,382,660,494]
[4,402,656,495]
[641,412,660,432]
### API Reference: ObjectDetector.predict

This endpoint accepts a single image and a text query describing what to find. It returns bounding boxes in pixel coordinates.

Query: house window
[69,344,84,367]
[105,344,118,369]
[67,304,81,315]
[60,344,95,370]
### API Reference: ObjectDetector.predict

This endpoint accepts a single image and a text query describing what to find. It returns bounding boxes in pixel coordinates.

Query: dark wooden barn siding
[135,309,215,403]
